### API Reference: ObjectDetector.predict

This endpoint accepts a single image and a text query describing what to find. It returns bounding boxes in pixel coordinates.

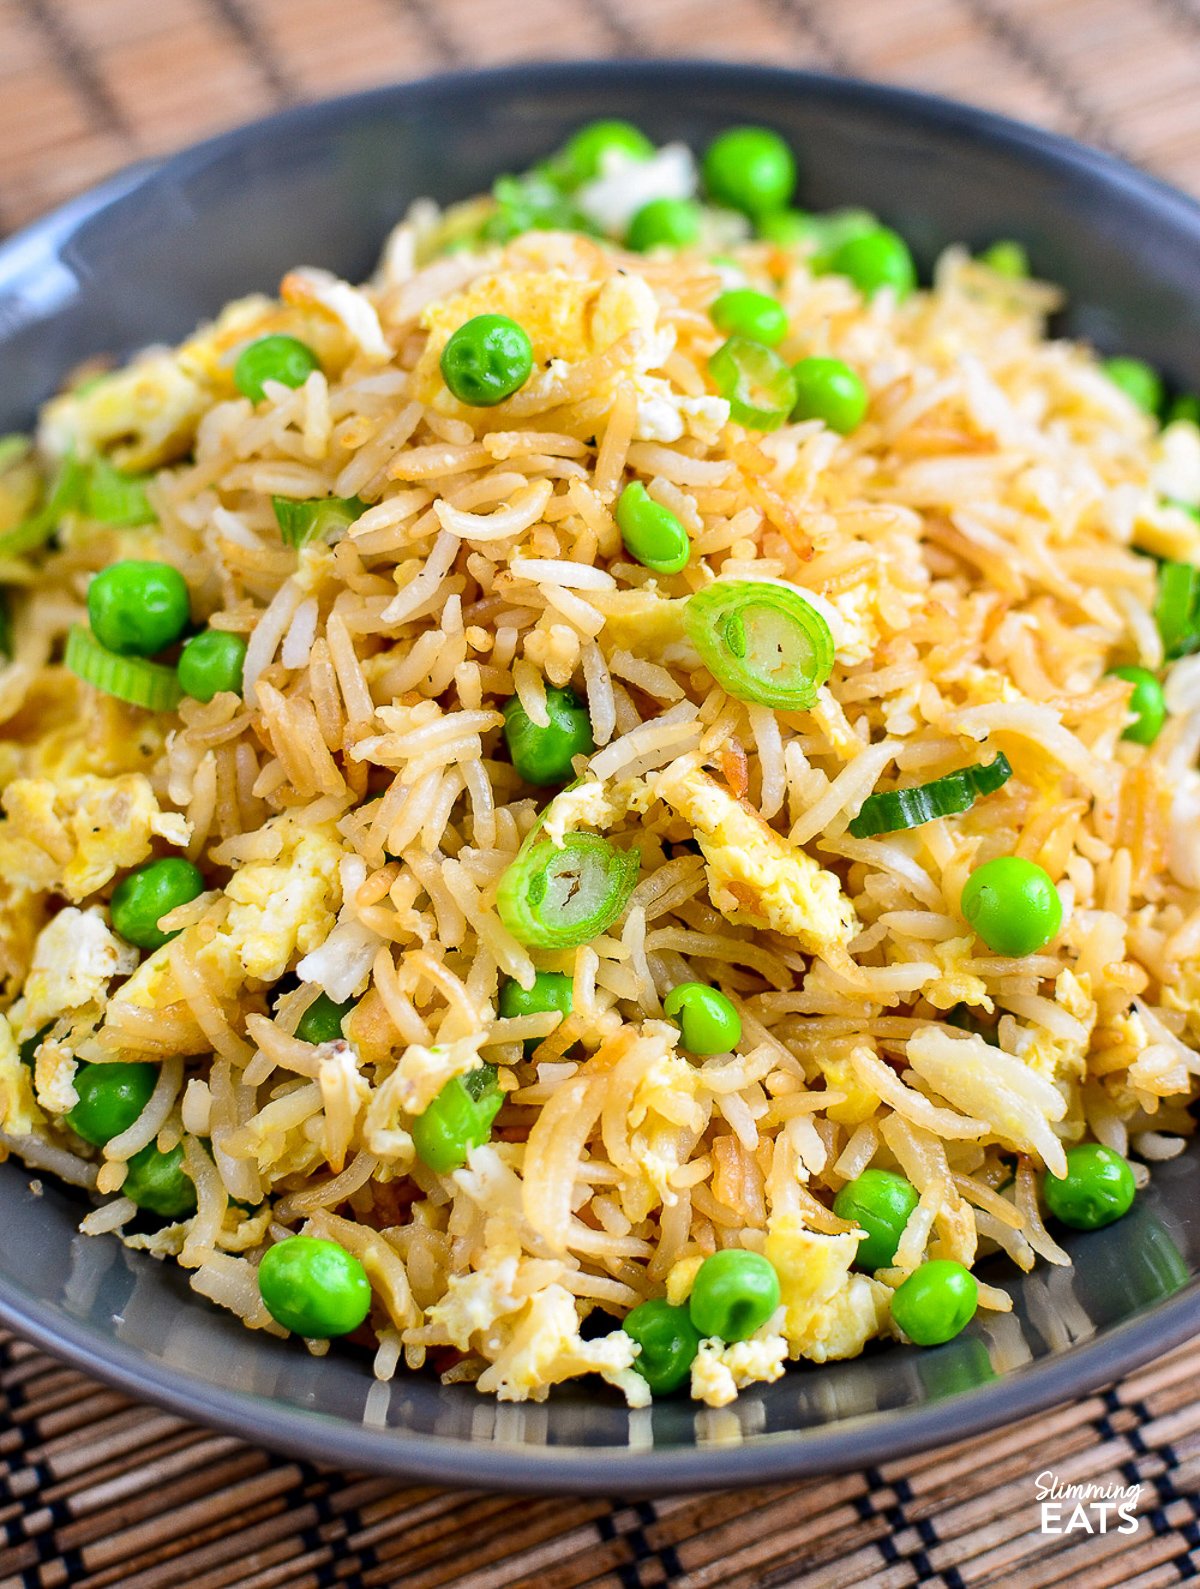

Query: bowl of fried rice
[1,60,1199,1490]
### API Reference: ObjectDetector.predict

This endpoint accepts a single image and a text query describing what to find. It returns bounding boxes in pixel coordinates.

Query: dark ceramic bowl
[1,61,1198,1493]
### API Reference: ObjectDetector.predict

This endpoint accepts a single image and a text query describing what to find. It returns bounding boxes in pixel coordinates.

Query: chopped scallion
[84,458,156,526]
[684,580,835,710]
[496,830,639,949]
[1154,560,1200,659]
[0,452,84,560]
[65,624,182,711]
[272,494,366,548]
[849,754,1013,839]
[707,336,797,430]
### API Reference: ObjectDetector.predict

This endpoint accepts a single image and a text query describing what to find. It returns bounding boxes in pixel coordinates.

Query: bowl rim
[1,56,1199,1492]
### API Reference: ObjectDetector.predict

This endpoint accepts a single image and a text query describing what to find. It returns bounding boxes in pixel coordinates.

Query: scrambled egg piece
[426,1255,530,1350]
[764,1216,893,1362]
[665,1254,705,1306]
[222,818,343,983]
[817,1052,879,1126]
[632,375,729,444]
[475,1283,649,1406]
[424,1249,565,1351]
[416,267,667,411]
[40,352,208,472]
[120,816,343,1009]
[0,881,43,1005]
[34,1034,79,1117]
[656,766,858,961]
[7,687,168,786]
[17,907,137,1038]
[1020,969,1095,1085]
[0,774,189,902]
[621,1045,707,1219]
[40,295,355,470]
[0,1011,40,1137]
[541,776,646,846]
[920,934,994,1014]
[690,1332,789,1408]
[1121,1004,1194,1098]
[596,591,695,666]
[825,577,886,668]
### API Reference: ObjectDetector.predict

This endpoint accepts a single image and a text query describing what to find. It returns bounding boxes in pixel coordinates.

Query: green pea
[295,992,356,1045]
[805,209,881,273]
[615,482,691,575]
[702,127,797,217]
[440,314,533,407]
[790,356,868,435]
[558,120,654,187]
[756,209,821,246]
[623,1298,702,1395]
[626,198,701,253]
[833,1168,919,1271]
[960,855,1063,957]
[257,1234,372,1337]
[979,240,1029,278]
[87,560,191,658]
[498,971,573,1056]
[710,288,788,347]
[1108,664,1166,745]
[234,335,320,403]
[1168,394,1200,426]
[828,227,916,300]
[688,1249,780,1341]
[122,1140,198,1219]
[66,1062,157,1147]
[502,685,595,786]
[177,629,247,703]
[890,1258,978,1346]
[412,1066,503,1174]
[663,982,741,1056]
[1103,356,1163,416]
[111,857,206,951]
[1042,1143,1135,1230]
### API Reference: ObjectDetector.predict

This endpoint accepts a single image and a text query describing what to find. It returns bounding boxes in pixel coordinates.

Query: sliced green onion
[482,171,598,243]
[0,451,85,560]
[272,494,366,548]
[707,336,797,430]
[65,624,182,711]
[496,831,639,949]
[849,754,1013,839]
[1154,560,1200,659]
[684,580,835,710]
[84,458,156,526]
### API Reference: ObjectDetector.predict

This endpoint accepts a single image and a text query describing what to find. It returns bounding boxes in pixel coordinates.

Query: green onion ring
[684,580,835,710]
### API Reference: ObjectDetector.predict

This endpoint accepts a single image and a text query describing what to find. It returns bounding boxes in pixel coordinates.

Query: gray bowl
[1,61,1198,1493]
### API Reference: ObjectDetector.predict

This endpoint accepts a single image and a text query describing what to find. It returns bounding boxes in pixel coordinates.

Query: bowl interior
[1,61,1198,1491]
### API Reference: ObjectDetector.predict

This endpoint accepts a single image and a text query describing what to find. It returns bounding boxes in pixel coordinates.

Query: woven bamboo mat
[5,1,1200,1584]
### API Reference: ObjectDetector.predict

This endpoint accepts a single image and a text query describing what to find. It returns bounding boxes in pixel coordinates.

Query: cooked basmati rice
[0,135,1197,1409]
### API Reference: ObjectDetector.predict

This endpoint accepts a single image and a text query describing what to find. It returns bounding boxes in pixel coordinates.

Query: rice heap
[0,128,1198,1409]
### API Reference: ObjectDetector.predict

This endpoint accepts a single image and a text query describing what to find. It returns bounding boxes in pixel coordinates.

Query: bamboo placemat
[5,1,1200,1583]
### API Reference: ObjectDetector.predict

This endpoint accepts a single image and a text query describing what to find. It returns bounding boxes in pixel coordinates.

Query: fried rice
[0,127,1198,1408]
